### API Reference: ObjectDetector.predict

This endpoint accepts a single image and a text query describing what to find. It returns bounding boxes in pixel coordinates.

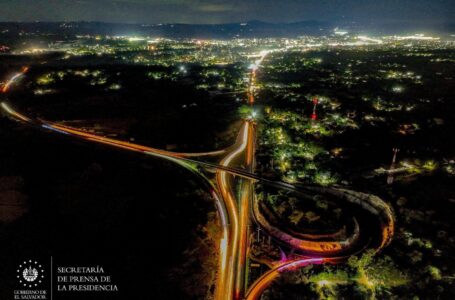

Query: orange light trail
[214,122,250,300]
[245,258,325,300]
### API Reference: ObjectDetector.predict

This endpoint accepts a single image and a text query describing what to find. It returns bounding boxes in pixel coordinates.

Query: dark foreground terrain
[0,118,220,299]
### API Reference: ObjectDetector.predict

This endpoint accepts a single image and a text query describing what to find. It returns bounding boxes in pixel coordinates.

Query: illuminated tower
[311,97,318,120]
[248,70,256,106]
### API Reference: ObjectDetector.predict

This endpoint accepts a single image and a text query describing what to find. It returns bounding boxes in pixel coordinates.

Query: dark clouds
[0,0,453,24]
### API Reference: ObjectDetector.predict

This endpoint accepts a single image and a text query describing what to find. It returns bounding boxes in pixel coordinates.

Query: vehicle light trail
[215,50,269,299]
[215,121,250,300]
[234,121,256,299]
[0,102,279,183]
[245,258,325,300]
[0,102,31,123]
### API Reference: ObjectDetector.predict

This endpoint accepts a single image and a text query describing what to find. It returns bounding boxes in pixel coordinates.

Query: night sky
[0,0,454,25]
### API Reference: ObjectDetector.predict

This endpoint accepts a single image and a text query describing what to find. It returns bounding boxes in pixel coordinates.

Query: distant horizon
[0,0,453,26]
[0,19,453,37]
[0,19,328,25]
[0,19,453,27]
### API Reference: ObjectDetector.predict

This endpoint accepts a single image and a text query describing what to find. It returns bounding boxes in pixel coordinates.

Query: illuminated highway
[1,59,395,300]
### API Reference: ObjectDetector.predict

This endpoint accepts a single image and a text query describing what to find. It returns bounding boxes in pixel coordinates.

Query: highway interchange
[1,56,394,300]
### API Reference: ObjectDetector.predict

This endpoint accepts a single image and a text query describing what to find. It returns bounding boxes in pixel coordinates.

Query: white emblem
[17,260,45,288]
